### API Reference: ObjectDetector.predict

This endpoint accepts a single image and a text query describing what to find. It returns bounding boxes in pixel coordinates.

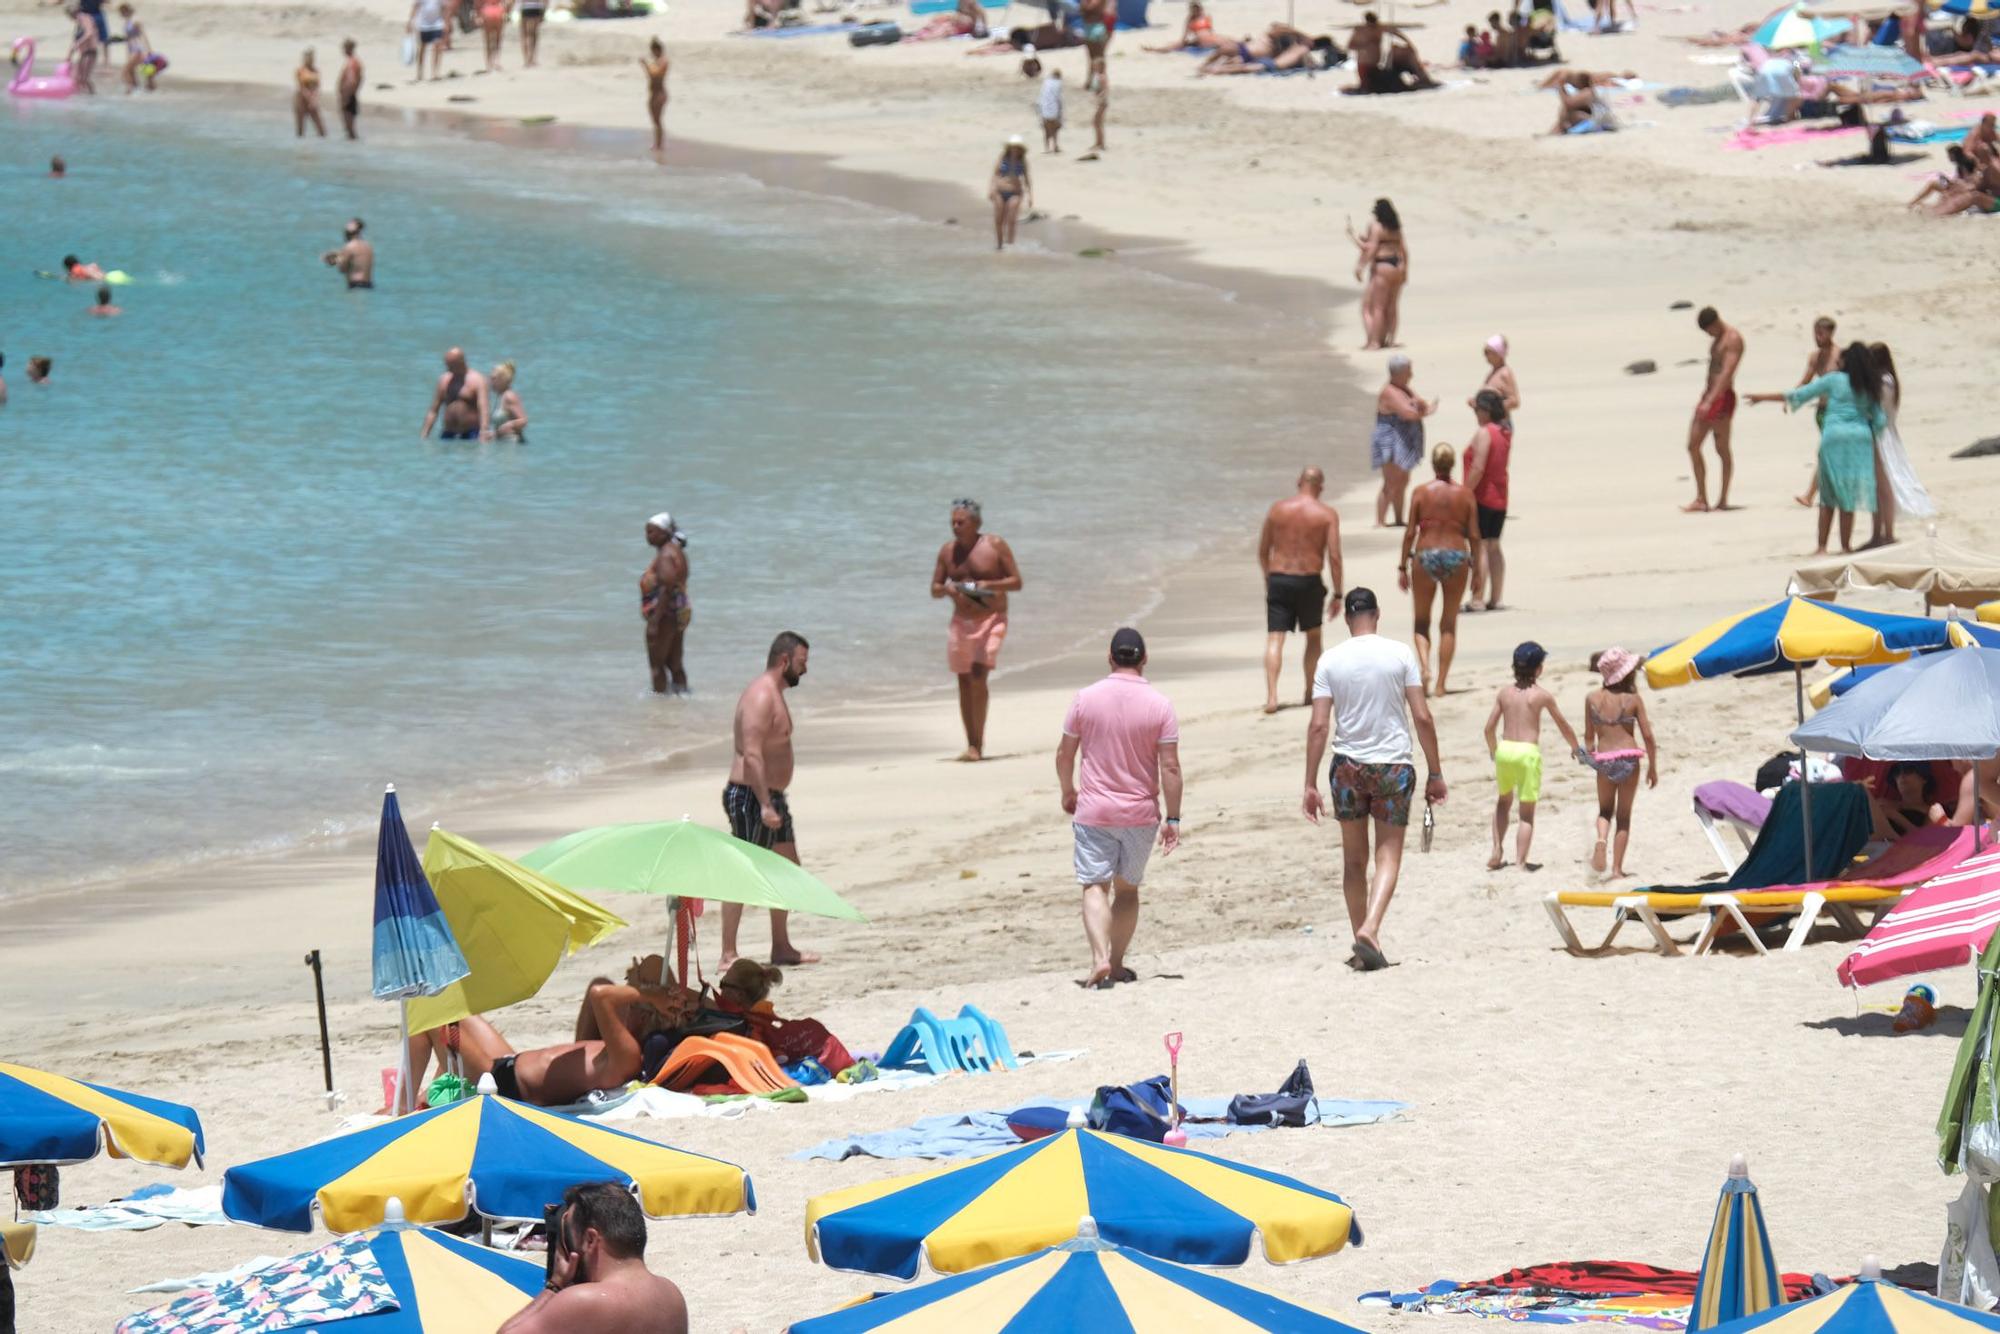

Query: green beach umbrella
[1939,925,2000,1303]
[520,819,865,923]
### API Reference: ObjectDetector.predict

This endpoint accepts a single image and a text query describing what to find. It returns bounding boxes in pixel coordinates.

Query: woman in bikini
[989,135,1032,250]
[294,49,327,138]
[642,38,670,150]
[1146,0,1221,50]
[480,0,510,71]
[1349,197,1407,351]
[1582,646,1657,877]
[1398,442,1476,696]
[492,361,528,441]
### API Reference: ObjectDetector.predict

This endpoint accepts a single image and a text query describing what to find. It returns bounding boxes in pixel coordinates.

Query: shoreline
[1,78,1373,914]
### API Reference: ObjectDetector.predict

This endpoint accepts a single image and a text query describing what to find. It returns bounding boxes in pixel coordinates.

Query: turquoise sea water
[0,92,1335,893]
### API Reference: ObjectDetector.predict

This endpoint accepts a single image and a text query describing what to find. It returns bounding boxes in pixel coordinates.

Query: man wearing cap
[1258,465,1343,715]
[641,514,690,695]
[1302,587,1445,971]
[1056,628,1182,989]
[931,498,1024,762]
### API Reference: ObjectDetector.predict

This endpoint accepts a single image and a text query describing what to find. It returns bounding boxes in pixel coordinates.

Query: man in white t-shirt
[1057,628,1182,989]
[1302,587,1446,971]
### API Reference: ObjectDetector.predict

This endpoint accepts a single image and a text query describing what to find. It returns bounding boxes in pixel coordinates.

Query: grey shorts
[1073,823,1157,886]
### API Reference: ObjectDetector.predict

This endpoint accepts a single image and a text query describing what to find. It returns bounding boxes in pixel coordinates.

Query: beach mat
[1362,1260,1824,1329]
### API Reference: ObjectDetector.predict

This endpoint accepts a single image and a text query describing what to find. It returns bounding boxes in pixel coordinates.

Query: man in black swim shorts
[720,631,821,967]
[1257,466,1344,714]
[420,345,491,442]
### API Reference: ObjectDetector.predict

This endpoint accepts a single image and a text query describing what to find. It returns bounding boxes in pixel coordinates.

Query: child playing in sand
[1583,646,1658,877]
[1039,66,1064,152]
[1482,641,1582,870]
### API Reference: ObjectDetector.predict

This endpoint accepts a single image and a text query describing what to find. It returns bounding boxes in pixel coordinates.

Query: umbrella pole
[1796,665,1814,882]
[305,949,336,1105]
[398,998,414,1116]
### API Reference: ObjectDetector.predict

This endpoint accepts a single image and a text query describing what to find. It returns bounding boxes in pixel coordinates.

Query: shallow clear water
[0,92,1334,893]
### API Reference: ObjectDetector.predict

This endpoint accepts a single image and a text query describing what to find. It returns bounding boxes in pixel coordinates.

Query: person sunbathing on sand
[909,0,987,40]
[1909,145,1979,208]
[1146,0,1221,50]
[1198,24,1328,73]
[1342,11,1437,92]
[1534,66,1634,88]
[1550,73,1610,133]
[404,979,688,1110]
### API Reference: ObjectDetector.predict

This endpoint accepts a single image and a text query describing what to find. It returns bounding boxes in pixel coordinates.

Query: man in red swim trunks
[930,499,1023,763]
[1685,305,1744,513]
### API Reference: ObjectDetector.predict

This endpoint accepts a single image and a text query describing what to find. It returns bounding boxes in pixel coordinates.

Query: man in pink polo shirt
[1056,628,1183,989]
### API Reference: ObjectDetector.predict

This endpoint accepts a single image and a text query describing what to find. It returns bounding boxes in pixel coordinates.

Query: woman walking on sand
[479,0,509,71]
[519,0,545,64]
[1399,442,1475,696]
[1583,647,1656,878]
[1868,342,1932,546]
[1747,341,1885,555]
[294,49,327,137]
[1349,197,1407,351]
[1372,353,1435,527]
[641,38,669,150]
[989,135,1032,250]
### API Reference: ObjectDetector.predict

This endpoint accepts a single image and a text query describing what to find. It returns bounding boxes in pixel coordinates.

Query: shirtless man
[1344,12,1437,93]
[640,513,689,695]
[420,346,490,441]
[322,218,374,289]
[930,499,1024,762]
[499,1183,690,1334]
[1685,306,1743,513]
[87,285,121,317]
[337,39,363,140]
[1792,316,1837,506]
[403,978,682,1107]
[1259,467,1343,715]
[721,632,819,967]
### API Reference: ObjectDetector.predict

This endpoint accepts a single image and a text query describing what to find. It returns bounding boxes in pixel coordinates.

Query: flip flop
[1111,967,1138,983]
[1351,939,1390,971]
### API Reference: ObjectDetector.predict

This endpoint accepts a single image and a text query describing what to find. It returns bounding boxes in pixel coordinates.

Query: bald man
[1258,467,1343,714]
[420,346,491,442]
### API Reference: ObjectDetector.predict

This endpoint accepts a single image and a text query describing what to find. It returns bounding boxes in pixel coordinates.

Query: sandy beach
[9,0,2000,1325]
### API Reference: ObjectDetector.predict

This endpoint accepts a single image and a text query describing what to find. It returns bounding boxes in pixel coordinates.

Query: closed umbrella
[222,1092,753,1233]
[404,827,627,1034]
[0,1063,204,1169]
[1792,647,2000,761]
[805,1127,1358,1280]
[1689,1155,1780,1332]
[790,1218,1365,1333]
[371,785,469,1114]
[1792,532,2000,609]
[116,1217,544,1333]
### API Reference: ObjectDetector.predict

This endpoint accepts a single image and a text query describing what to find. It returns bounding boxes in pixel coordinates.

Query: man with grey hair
[930,498,1024,762]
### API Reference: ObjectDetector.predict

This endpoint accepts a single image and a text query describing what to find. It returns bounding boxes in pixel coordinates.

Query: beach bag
[849,22,901,44]
[1088,1075,1183,1142]
[1227,1060,1317,1127]
[11,1166,56,1213]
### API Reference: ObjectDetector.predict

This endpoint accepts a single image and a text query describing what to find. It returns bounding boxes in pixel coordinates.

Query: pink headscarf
[1598,646,1641,687]
[1486,334,1508,357]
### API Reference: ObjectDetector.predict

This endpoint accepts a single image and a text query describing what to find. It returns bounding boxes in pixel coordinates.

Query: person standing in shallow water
[931,498,1023,762]
[294,49,327,138]
[337,39,363,138]
[989,136,1031,250]
[641,513,689,695]
[641,38,669,151]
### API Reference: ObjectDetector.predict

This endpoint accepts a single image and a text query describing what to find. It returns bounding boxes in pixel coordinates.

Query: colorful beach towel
[116,1235,397,1334]
[1361,1261,1822,1330]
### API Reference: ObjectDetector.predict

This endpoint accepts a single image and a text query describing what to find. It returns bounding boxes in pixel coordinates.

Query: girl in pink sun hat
[1583,647,1658,877]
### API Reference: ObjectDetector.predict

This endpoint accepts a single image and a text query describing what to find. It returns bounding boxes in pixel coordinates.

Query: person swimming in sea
[87,285,121,317]
[323,217,374,288]
[61,255,104,282]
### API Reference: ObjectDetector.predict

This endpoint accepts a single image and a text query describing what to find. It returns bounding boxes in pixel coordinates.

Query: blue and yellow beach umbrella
[1706,1270,2000,1334]
[117,1223,546,1334]
[0,1062,205,1169]
[222,1094,753,1233]
[1690,1156,1780,1332]
[805,1128,1359,1280]
[791,1221,1364,1332]
[1646,598,1951,689]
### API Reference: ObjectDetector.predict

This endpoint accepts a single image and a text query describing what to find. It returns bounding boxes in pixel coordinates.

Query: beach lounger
[1692,780,1772,874]
[1692,885,1911,955]
[1544,782,1873,957]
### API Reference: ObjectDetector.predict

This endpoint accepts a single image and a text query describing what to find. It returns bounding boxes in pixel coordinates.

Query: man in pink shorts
[930,498,1024,762]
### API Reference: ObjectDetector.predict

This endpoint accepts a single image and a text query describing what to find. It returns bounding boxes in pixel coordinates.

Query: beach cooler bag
[849,21,902,44]
[1088,1076,1183,1142]
[1227,1059,1317,1127]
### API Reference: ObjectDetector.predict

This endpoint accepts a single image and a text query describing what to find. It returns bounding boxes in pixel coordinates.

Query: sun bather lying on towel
[406,978,692,1109]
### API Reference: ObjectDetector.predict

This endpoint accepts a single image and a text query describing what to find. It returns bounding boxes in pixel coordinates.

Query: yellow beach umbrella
[1705,1264,2000,1334]
[405,827,627,1032]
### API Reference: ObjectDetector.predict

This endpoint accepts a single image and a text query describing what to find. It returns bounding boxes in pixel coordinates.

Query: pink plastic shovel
[1162,1032,1186,1148]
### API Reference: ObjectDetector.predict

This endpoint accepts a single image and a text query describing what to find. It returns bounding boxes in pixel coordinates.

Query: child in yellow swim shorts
[1482,641,1583,871]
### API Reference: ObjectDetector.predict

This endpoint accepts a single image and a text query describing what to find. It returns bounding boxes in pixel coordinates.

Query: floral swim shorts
[1331,755,1416,826]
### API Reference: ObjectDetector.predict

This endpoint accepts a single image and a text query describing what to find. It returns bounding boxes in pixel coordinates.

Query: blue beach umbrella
[370,785,469,1002]
[0,1063,205,1169]
[1690,1156,1781,1332]
[1752,2,1855,48]
[790,1220,1364,1333]
[1794,648,2000,761]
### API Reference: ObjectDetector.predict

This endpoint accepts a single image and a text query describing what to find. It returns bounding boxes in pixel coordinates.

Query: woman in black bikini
[989,135,1032,250]
[1398,442,1475,696]
[1349,197,1407,351]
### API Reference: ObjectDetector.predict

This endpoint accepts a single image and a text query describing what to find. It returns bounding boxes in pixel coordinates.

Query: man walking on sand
[1302,588,1446,971]
[1685,306,1744,513]
[1259,466,1343,715]
[721,632,819,967]
[930,499,1023,762]
[1057,628,1181,989]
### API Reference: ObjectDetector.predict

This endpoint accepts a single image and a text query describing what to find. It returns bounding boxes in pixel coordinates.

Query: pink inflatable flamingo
[9,37,78,98]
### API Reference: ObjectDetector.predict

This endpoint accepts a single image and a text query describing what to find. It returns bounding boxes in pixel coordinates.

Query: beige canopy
[1790,532,2000,609]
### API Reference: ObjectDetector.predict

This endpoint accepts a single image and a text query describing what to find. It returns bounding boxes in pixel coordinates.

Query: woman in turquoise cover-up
[1749,341,1886,556]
